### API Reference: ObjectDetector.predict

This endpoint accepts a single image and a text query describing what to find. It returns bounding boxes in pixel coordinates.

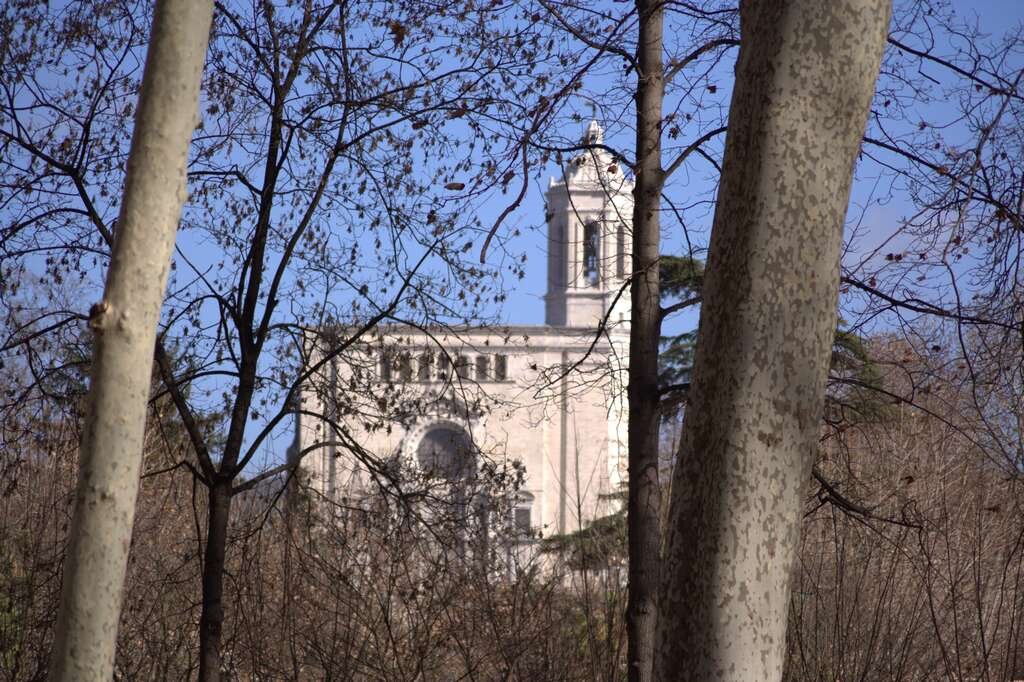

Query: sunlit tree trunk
[654,1,889,679]
[626,0,665,680]
[47,1,212,680]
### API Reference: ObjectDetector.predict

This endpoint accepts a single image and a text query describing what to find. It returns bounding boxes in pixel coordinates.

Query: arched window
[583,220,600,286]
[416,426,481,557]
[416,427,475,483]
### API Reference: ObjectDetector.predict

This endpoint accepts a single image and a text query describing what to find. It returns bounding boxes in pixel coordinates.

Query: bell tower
[544,120,634,330]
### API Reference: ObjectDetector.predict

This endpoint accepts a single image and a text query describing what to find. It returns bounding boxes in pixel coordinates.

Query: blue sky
[492,0,1024,335]
[6,0,1024,473]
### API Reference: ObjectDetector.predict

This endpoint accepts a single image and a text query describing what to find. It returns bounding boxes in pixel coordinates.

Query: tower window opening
[583,221,600,286]
[380,351,393,382]
[494,354,508,381]
[437,353,451,380]
[562,222,570,288]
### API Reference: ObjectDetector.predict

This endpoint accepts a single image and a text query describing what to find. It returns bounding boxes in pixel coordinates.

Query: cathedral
[297,120,633,543]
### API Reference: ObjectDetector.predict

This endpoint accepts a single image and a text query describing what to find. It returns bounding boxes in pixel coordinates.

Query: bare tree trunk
[626,0,665,680]
[199,482,232,682]
[46,1,212,680]
[654,1,889,680]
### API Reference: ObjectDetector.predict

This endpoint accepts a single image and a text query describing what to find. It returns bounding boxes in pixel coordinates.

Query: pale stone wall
[297,120,634,538]
[297,325,628,537]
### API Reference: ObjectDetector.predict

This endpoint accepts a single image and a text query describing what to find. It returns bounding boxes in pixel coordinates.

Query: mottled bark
[654,1,889,680]
[626,0,665,680]
[47,1,213,680]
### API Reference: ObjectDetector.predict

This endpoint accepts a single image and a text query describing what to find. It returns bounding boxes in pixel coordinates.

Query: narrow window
[437,353,451,380]
[455,355,470,379]
[418,352,433,381]
[380,351,392,382]
[494,354,508,381]
[513,492,535,538]
[583,220,600,286]
[616,221,626,278]
[514,507,532,535]
[398,353,413,382]
[558,222,568,287]
[475,355,490,381]
[475,494,491,559]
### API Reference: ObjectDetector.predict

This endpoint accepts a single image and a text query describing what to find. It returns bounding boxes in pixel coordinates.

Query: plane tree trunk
[654,1,889,679]
[47,1,212,679]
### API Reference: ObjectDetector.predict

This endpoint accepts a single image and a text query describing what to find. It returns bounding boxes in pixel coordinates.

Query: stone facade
[297,120,633,539]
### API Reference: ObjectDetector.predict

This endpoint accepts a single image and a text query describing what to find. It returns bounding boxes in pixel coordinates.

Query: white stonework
[297,121,633,539]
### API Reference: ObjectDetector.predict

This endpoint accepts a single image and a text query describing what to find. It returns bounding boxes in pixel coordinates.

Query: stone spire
[558,119,626,193]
